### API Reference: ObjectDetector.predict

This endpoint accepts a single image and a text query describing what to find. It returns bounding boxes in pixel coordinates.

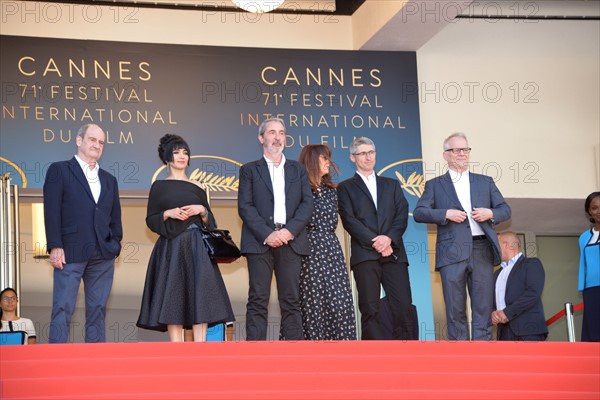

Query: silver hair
[77,124,101,139]
[349,137,376,155]
[258,117,286,136]
[443,132,468,150]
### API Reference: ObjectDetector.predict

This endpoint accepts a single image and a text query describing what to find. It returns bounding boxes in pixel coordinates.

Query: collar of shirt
[356,170,376,181]
[74,154,101,203]
[74,154,100,175]
[264,153,286,170]
[590,228,600,245]
[264,154,286,225]
[448,168,469,182]
[501,252,523,270]
[448,168,486,236]
[496,252,523,310]
[356,170,377,209]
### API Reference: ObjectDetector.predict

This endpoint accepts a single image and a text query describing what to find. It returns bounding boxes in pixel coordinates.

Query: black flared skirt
[137,226,235,332]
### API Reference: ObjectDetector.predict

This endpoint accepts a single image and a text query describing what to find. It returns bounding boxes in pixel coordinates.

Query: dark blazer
[337,173,409,267]
[413,171,511,269]
[43,157,122,263]
[494,255,548,336]
[238,157,313,256]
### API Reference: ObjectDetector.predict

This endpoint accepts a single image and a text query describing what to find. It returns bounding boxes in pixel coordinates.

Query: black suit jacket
[238,157,313,256]
[494,255,548,336]
[43,157,123,263]
[337,173,409,267]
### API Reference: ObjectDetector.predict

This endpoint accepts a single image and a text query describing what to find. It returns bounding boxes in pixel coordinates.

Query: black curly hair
[158,134,191,165]
[585,191,600,224]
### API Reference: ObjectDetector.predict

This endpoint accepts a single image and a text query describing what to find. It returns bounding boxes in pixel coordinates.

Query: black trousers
[582,286,600,342]
[497,324,547,341]
[245,245,304,341]
[352,259,415,340]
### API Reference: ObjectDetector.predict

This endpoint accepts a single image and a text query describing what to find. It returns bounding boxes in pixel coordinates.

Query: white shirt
[75,154,101,203]
[357,170,377,209]
[496,252,523,311]
[448,168,484,236]
[264,154,286,225]
[1,317,36,344]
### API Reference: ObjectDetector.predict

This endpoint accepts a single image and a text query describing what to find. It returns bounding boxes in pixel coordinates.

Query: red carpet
[1,341,599,399]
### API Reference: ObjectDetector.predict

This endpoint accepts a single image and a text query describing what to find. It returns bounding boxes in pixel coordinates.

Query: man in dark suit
[238,117,313,341]
[492,232,548,341]
[413,132,511,340]
[44,124,122,343]
[337,137,416,340]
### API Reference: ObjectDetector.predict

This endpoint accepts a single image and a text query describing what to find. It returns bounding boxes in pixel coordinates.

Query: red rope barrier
[546,303,584,326]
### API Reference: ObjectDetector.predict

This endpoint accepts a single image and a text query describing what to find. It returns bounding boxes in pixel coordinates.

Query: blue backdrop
[0,35,434,338]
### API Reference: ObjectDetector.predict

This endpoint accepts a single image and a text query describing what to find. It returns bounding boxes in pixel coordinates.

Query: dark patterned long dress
[300,184,357,340]
[137,180,234,332]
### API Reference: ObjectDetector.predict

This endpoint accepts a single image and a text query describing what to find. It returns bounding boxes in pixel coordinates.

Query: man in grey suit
[238,117,313,340]
[414,133,511,340]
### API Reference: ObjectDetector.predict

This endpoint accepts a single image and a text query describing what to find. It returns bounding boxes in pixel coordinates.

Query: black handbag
[200,227,241,264]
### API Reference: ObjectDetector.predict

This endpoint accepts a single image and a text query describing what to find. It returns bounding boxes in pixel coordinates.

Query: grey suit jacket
[237,157,313,256]
[413,171,511,269]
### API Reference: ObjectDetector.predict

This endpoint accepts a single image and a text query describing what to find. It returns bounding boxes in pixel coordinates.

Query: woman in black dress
[298,144,357,340]
[137,134,234,342]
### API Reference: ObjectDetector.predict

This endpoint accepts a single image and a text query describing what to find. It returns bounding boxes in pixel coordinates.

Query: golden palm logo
[152,155,241,192]
[0,157,28,188]
[191,170,239,192]
[378,158,424,199]
[395,170,424,198]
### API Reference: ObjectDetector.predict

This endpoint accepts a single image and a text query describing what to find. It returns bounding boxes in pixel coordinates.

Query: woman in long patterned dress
[137,134,234,342]
[298,144,357,340]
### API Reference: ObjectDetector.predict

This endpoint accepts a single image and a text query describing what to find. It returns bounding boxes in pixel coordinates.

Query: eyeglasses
[1,296,17,302]
[353,150,376,158]
[445,148,471,155]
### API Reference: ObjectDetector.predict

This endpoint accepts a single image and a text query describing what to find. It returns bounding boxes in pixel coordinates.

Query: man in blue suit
[238,117,313,340]
[492,231,548,341]
[414,133,511,340]
[44,124,122,343]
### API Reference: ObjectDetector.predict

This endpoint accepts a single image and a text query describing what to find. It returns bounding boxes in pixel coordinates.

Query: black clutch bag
[200,227,241,264]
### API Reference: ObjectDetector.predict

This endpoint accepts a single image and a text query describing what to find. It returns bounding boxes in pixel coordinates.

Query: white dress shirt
[357,170,377,210]
[496,252,523,310]
[264,154,286,225]
[448,168,484,236]
[74,154,101,203]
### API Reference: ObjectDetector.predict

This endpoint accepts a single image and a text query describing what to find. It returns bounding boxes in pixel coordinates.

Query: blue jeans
[49,249,114,343]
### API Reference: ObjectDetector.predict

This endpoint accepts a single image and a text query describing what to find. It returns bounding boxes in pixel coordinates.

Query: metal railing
[546,302,584,343]
[0,174,21,315]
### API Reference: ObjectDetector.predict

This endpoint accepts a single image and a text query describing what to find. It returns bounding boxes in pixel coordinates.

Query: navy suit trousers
[49,249,114,343]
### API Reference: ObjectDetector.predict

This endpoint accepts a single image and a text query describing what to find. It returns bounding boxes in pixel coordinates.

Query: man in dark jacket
[44,124,122,343]
[492,231,548,341]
